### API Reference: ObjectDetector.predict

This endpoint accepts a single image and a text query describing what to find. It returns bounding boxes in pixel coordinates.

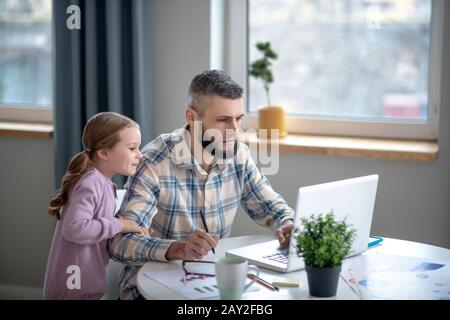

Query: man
[110,70,294,300]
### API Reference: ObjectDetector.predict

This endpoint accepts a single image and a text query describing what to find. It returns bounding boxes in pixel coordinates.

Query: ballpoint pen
[199,210,215,255]
[247,273,280,291]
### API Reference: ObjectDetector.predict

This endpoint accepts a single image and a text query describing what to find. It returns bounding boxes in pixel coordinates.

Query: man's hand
[165,229,219,260]
[184,229,219,259]
[275,220,293,249]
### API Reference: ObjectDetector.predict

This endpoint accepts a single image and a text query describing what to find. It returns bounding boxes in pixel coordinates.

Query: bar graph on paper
[143,269,258,299]
[341,253,450,300]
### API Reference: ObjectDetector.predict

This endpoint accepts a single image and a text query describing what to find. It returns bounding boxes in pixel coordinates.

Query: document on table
[143,269,259,300]
[341,253,450,300]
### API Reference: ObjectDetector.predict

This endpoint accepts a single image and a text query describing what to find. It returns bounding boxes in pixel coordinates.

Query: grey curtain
[52,0,152,187]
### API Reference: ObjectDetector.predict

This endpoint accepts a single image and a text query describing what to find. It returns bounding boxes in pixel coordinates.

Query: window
[224,0,444,140]
[0,0,52,123]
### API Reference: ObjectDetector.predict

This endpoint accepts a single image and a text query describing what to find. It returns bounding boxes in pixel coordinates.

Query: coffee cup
[215,257,259,300]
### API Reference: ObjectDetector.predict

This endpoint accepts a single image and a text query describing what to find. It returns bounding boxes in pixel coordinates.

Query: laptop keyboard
[263,251,289,265]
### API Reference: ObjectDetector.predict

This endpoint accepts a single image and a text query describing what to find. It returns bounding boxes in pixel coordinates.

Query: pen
[247,273,280,291]
[199,210,215,255]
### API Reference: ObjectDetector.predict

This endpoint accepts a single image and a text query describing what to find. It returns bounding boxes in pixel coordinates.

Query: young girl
[44,112,148,300]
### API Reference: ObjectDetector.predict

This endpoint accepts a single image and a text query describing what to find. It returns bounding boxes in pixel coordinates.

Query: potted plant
[295,211,356,297]
[249,42,286,138]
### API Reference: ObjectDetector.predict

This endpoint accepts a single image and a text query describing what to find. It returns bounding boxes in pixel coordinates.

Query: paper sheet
[341,253,450,300]
[143,269,259,300]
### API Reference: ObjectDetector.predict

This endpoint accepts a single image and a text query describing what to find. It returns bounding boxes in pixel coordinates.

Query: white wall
[151,0,212,134]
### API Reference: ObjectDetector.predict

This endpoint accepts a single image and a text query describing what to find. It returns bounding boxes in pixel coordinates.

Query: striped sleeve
[109,160,175,265]
[240,152,294,232]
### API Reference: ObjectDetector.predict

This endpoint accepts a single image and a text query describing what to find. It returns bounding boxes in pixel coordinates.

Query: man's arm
[240,146,295,234]
[164,241,186,260]
[109,161,175,266]
[109,160,219,264]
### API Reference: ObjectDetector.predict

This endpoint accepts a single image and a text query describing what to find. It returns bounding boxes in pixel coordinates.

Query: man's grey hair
[188,70,243,116]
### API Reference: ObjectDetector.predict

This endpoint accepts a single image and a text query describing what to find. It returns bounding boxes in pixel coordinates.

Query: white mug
[215,257,259,300]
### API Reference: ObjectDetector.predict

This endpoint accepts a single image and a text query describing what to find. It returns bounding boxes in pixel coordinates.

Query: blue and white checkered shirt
[109,126,294,299]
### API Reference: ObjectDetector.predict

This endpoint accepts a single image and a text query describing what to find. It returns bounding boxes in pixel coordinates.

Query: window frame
[0,107,52,124]
[0,0,53,124]
[223,0,444,140]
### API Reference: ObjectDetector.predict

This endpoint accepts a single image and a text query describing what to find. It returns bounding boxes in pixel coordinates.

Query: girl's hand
[118,216,149,236]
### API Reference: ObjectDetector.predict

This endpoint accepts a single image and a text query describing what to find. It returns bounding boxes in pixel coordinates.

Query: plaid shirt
[109,126,294,300]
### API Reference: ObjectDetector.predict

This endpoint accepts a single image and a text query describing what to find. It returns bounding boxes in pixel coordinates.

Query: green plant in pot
[249,41,286,138]
[295,211,356,297]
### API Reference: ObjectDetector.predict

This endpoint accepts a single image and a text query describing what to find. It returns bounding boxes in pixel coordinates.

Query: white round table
[137,235,450,300]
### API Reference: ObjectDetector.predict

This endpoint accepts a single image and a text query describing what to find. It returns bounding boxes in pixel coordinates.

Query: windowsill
[0,121,53,139]
[0,122,438,160]
[240,131,438,161]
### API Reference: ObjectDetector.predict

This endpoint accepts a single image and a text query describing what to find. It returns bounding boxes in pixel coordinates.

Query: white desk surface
[137,235,450,300]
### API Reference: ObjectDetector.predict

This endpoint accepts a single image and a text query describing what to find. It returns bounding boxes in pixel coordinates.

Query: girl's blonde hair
[48,112,140,219]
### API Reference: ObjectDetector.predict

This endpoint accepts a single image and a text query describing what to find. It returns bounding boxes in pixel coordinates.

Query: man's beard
[201,127,238,160]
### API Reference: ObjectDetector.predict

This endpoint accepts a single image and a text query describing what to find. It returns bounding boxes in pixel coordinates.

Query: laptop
[226,174,379,272]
